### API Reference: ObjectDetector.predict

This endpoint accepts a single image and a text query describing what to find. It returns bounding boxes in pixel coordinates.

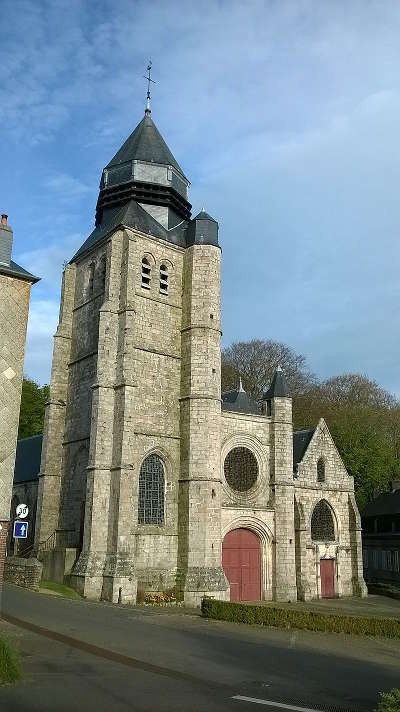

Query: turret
[263,368,297,601]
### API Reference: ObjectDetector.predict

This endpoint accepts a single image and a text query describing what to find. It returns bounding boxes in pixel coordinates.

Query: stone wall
[0,274,32,521]
[4,557,42,591]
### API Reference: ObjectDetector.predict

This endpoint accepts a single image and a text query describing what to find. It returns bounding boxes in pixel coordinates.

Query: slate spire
[263,366,289,399]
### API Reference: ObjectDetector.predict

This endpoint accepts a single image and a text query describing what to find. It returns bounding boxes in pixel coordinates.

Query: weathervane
[144,60,155,114]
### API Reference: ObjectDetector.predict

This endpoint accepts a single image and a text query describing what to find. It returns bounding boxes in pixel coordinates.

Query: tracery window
[317,457,325,483]
[311,500,335,542]
[224,447,258,492]
[138,454,165,525]
[141,257,151,289]
[160,264,168,295]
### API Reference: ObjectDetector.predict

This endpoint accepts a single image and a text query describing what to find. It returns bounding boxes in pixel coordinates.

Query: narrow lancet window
[160,264,168,295]
[88,262,95,297]
[141,257,151,289]
[317,457,325,483]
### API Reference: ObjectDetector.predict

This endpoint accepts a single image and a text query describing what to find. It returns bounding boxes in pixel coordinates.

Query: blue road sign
[13,521,28,539]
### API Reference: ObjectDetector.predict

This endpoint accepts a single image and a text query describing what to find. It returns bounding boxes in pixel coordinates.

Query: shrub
[144,589,177,605]
[0,637,21,684]
[201,599,400,639]
[376,689,400,712]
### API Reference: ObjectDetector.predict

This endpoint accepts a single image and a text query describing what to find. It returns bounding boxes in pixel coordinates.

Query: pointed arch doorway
[222,528,261,601]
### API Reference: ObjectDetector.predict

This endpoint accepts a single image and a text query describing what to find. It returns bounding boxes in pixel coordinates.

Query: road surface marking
[232,695,324,712]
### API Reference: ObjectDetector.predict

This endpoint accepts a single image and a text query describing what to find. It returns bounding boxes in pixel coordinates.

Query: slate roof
[362,490,400,517]
[221,387,260,415]
[293,428,315,469]
[0,260,39,283]
[106,114,187,179]
[14,434,42,484]
[263,367,289,399]
[192,209,217,223]
[71,200,188,261]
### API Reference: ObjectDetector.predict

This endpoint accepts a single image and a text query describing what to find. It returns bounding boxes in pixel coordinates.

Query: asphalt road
[0,584,399,712]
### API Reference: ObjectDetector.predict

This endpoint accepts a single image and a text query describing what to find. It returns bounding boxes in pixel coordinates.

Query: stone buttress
[178,239,229,605]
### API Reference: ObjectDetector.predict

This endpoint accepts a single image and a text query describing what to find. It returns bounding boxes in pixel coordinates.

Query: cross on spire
[144,60,155,115]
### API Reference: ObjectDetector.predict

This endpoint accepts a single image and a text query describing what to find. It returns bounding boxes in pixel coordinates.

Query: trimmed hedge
[201,598,400,639]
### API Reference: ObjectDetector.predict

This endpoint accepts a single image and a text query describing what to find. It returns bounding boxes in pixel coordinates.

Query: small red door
[222,528,261,601]
[320,558,335,598]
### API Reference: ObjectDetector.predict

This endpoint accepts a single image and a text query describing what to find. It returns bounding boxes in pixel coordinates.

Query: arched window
[159,264,168,295]
[311,500,335,542]
[224,447,258,492]
[88,262,95,296]
[99,255,106,291]
[141,257,151,289]
[317,457,325,483]
[138,454,165,525]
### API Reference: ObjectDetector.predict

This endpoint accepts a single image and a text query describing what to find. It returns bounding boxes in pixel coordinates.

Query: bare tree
[221,339,316,400]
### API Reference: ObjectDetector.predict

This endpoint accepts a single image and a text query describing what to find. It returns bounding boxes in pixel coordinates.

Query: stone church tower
[35,98,229,604]
[35,94,366,605]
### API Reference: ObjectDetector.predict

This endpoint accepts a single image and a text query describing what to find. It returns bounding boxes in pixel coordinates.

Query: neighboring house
[361,481,400,587]
[7,434,42,555]
[34,93,366,605]
[0,214,38,576]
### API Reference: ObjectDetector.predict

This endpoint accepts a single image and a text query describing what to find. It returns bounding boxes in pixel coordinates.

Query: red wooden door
[320,558,335,598]
[222,528,261,601]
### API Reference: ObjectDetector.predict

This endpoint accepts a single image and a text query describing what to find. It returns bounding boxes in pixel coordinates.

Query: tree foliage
[18,377,49,439]
[222,340,400,510]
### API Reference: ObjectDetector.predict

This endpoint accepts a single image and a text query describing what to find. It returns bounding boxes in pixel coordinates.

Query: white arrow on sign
[21,524,27,536]
[16,503,28,519]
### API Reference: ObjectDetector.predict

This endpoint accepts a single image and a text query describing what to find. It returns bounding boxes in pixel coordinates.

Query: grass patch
[40,580,81,600]
[376,689,400,712]
[201,598,400,639]
[0,637,21,684]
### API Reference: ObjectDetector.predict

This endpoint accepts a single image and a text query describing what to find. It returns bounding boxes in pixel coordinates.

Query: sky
[2,0,400,394]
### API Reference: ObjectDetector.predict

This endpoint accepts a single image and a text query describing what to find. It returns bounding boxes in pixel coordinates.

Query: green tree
[18,377,49,439]
[293,374,400,510]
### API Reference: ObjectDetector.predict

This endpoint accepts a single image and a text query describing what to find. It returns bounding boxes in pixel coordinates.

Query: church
[34,86,366,605]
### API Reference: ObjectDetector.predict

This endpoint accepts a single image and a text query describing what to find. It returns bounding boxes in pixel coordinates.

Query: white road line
[231,695,325,712]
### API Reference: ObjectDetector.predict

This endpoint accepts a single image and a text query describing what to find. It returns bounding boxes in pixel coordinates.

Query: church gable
[295,418,352,489]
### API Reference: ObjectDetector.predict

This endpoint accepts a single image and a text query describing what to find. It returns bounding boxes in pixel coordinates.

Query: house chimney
[0,213,13,267]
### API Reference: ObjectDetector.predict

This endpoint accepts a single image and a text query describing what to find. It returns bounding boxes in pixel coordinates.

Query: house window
[141,257,151,289]
[138,454,165,525]
[317,457,325,483]
[224,447,258,492]
[160,264,168,295]
[311,500,335,542]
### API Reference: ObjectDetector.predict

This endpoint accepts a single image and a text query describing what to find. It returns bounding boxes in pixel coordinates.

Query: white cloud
[18,233,83,289]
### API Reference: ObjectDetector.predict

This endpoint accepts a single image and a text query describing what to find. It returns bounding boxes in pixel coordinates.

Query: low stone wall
[4,557,42,591]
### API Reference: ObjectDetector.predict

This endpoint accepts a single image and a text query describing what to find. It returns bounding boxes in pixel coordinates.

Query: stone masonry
[34,103,366,604]
[0,214,38,583]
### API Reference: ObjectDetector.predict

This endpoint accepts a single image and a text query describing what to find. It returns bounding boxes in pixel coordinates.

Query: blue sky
[2,0,400,393]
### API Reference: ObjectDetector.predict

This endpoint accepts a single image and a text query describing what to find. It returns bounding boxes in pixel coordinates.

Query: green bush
[0,637,21,684]
[201,599,400,639]
[376,689,400,712]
